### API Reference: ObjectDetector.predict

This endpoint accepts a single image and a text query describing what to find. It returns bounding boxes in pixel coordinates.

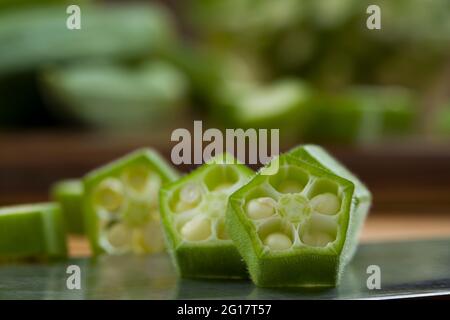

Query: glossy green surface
[0,239,449,299]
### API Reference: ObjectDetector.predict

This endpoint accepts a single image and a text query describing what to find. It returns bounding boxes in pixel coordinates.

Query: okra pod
[226,145,371,287]
[218,79,312,142]
[51,179,84,234]
[0,203,67,262]
[83,149,179,255]
[159,154,254,279]
[42,61,188,130]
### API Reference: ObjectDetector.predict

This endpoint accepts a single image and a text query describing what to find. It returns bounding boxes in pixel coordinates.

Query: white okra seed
[95,179,124,212]
[181,217,211,241]
[180,183,201,204]
[107,223,132,249]
[309,193,340,215]
[175,183,202,212]
[246,197,277,219]
[301,231,334,247]
[264,233,292,250]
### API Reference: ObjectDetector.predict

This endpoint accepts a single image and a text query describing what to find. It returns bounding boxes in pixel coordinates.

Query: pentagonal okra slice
[160,153,253,279]
[227,153,356,287]
[0,203,67,262]
[51,179,84,234]
[83,148,179,255]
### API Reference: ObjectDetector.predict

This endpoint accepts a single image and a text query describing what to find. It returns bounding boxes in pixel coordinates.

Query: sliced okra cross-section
[83,149,179,255]
[226,145,371,287]
[51,179,84,235]
[159,154,254,279]
[0,203,67,262]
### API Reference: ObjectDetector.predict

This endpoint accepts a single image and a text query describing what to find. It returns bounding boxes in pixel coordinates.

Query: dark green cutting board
[0,239,449,299]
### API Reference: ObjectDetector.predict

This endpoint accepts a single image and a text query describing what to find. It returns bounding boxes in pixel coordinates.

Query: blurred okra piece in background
[83,149,179,255]
[0,203,67,262]
[51,179,84,235]
[226,145,371,287]
[160,154,254,279]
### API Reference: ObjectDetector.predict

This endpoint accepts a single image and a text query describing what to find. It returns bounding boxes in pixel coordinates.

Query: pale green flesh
[92,165,165,255]
[169,164,248,244]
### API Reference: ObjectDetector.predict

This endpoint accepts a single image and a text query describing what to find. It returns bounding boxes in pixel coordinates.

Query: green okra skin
[83,149,179,256]
[159,153,254,279]
[227,145,371,287]
[0,3,175,77]
[42,61,188,130]
[0,203,67,262]
[306,86,416,143]
[433,103,450,136]
[51,179,84,234]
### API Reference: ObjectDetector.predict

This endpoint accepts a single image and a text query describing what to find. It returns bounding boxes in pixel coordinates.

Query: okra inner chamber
[244,165,346,252]
[170,164,244,243]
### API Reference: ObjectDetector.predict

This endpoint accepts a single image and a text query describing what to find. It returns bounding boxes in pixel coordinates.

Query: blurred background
[1,0,450,251]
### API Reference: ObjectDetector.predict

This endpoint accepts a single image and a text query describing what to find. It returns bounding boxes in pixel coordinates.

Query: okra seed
[181,217,211,241]
[301,231,334,247]
[175,183,202,212]
[246,197,277,220]
[180,183,202,204]
[310,193,340,215]
[264,233,292,250]
[123,166,149,192]
[107,223,131,249]
[95,179,124,212]
[278,181,303,193]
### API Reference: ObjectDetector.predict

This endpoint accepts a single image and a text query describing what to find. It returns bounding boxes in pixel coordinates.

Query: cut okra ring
[160,153,254,279]
[0,203,67,262]
[83,148,179,255]
[227,144,371,287]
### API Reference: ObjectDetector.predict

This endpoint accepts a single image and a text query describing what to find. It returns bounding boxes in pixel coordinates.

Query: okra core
[244,166,343,251]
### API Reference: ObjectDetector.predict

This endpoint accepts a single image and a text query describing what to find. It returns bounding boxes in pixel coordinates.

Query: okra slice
[227,146,371,287]
[0,203,67,262]
[83,149,179,255]
[51,179,84,234]
[160,154,254,279]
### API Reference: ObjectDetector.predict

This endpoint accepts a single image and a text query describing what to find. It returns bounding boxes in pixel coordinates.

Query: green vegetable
[215,79,312,143]
[226,145,371,287]
[433,103,450,136]
[0,3,175,77]
[51,179,84,234]
[159,154,254,279]
[306,86,416,143]
[0,203,67,262]
[83,149,179,255]
[42,61,188,130]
